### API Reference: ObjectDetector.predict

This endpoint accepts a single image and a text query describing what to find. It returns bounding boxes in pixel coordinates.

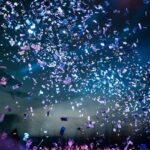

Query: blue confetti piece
[123,27,129,32]
[15,25,20,30]
[26,19,31,25]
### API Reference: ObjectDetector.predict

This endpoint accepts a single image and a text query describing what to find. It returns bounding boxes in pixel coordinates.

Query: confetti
[0,0,149,140]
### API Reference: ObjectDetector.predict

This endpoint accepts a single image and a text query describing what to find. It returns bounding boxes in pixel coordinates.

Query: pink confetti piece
[31,44,41,53]
[0,77,7,86]
[20,45,30,51]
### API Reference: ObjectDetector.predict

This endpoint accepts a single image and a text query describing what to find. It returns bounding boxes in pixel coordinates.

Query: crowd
[0,131,149,150]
